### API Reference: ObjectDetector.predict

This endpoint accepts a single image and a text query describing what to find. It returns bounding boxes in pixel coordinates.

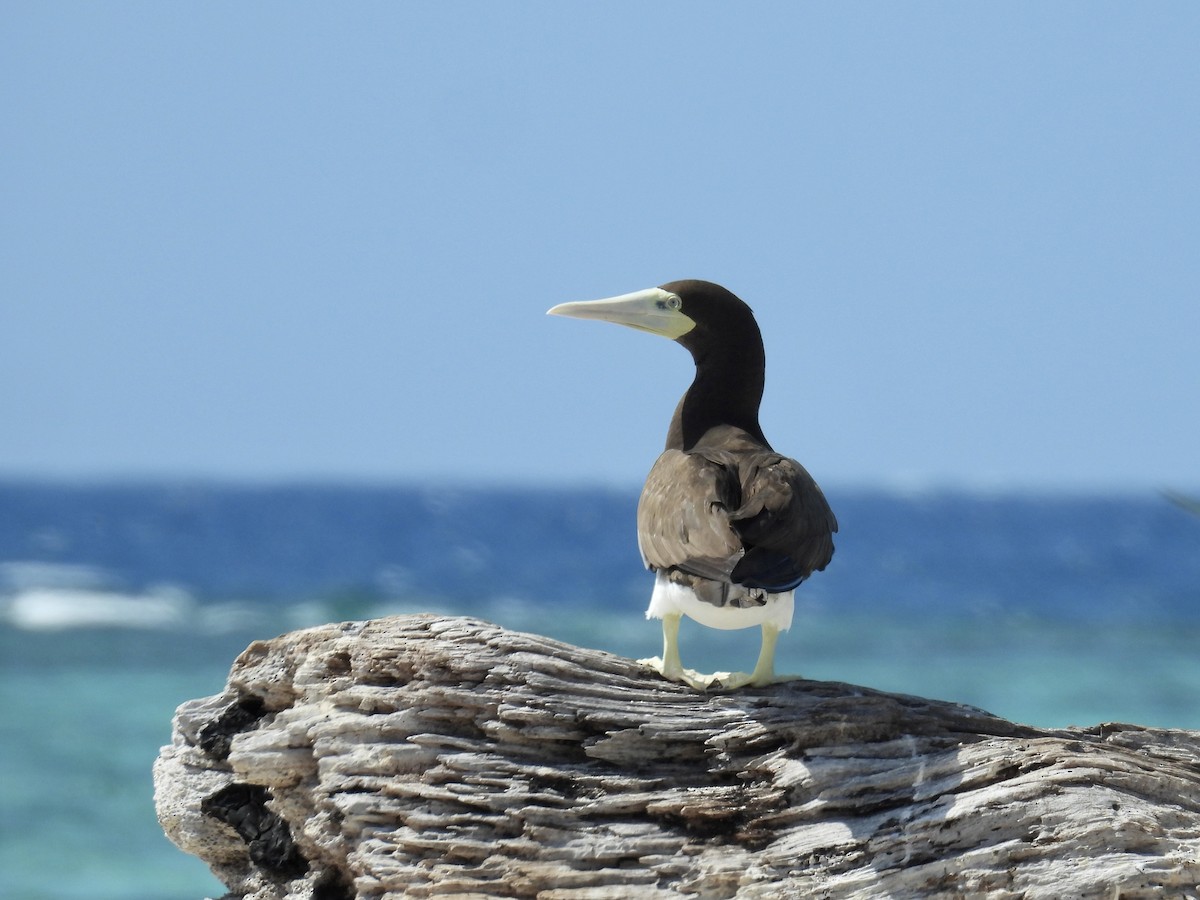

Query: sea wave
[1,586,194,631]
[0,582,470,636]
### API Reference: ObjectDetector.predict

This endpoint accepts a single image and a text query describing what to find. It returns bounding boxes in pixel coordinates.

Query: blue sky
[3,3,1198,490]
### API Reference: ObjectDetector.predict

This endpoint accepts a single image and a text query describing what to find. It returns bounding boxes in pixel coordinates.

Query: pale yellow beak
[547,287,695,340]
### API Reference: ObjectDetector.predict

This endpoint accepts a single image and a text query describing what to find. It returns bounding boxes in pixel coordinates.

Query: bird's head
[547,280,759,358]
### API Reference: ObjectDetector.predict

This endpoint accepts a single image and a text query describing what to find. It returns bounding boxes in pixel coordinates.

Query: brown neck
[665,338,768,451]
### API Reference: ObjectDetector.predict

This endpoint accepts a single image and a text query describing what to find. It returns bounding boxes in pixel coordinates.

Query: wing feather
[637,449,743,581]
[729,453,837,590]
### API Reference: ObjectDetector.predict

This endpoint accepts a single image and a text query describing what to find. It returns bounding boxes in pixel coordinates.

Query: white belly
[645,571,794,631]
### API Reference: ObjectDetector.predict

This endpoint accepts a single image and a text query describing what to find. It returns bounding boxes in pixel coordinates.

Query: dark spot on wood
[313,867,354,900]
[528,772,580,800]
[198,695,266,760]
[201,783,308,879]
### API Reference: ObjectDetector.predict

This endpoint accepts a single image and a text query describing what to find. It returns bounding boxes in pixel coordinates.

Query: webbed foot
[637,655,730,690]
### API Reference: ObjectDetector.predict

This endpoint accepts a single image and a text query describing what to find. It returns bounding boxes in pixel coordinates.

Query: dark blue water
[1,481,1198,899]
[2,482,1197,622]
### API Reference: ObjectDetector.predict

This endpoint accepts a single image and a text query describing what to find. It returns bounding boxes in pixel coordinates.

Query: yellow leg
[659,613,685,680]
[639,614,715,688]
[719,623,790,689]
[748,622,780,686]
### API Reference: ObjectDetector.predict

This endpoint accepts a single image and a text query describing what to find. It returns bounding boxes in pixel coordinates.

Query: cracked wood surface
[154,614,1200,899]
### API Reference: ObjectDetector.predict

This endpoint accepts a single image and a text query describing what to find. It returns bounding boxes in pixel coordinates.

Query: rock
[154,615,1200,899]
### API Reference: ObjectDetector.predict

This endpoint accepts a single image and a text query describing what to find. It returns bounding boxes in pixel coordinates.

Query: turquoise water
[0,651,229,899]
[1,483,1198,898]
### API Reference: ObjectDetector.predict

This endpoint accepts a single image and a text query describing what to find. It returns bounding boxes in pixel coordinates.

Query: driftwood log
[155,614,1200,899]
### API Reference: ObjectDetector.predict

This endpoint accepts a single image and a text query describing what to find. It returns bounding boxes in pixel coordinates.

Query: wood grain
[155,614,1200,899]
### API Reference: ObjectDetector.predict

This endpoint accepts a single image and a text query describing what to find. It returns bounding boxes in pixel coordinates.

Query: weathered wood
[155,614,1200,899]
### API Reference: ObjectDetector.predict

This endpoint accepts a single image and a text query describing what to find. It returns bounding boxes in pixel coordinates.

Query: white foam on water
[2,586,193,631]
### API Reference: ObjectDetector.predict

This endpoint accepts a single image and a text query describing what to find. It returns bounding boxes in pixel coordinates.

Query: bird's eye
[666,296,682,311]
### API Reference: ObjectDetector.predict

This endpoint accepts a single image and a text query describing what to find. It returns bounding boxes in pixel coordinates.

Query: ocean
[1,481,1198,899]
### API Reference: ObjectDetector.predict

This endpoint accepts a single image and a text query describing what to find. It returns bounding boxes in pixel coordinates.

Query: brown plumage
[637,424,836,609]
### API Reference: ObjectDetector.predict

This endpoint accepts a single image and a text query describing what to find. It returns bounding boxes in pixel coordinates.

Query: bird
[547,280,837,689]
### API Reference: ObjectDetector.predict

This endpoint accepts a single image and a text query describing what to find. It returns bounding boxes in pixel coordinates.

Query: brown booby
[548,280,837,689]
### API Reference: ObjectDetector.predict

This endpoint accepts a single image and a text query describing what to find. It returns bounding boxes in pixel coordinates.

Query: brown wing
[636,449,744,583]
[637,439,837,591]
[727,452,837,590]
